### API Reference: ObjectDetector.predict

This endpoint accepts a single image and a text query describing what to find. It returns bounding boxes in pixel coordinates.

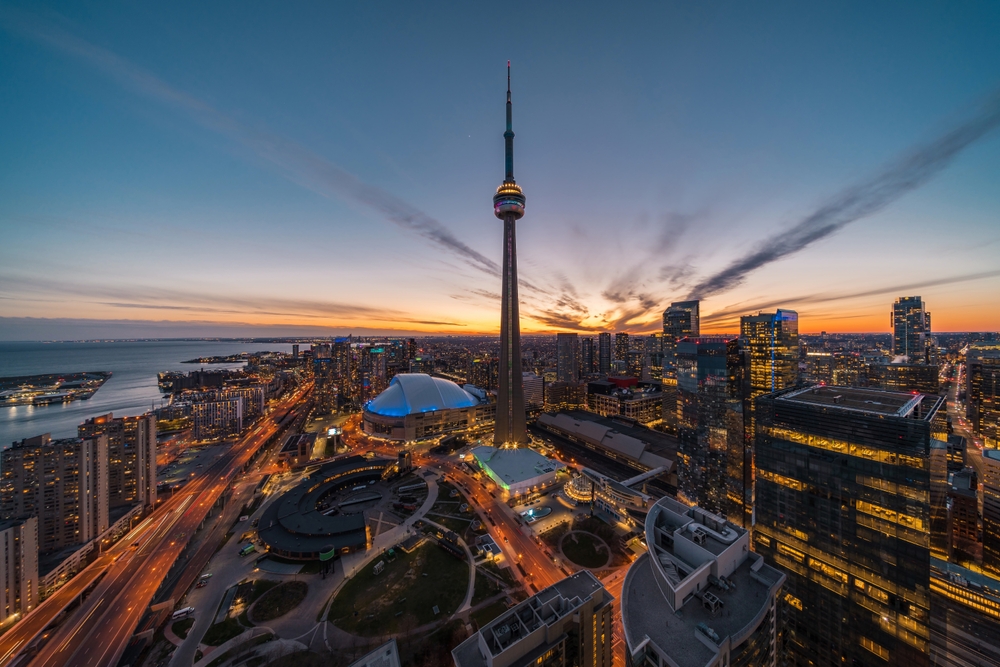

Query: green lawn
[204,632,273,667]
[171,618,194,639]
[436,482,459,502]
[479,560,517,588]
[328,543,469,636]
[430,514,472,535]
[471,601,508,629]
[251,581,309,622]
[202,617,246,646]
[472,566,503,605]
[539,522,570,549]
[561,532,608,568]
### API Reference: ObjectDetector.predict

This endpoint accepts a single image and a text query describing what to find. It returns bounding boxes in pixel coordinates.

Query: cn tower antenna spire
[504,61,514,180]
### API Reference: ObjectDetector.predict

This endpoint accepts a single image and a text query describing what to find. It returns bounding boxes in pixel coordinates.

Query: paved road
[5,384,311,667]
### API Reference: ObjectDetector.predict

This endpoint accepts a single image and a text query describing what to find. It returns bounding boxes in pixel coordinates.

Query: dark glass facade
[674,336,744,521]
[754,386,942,666]
[967,349,1000,449]
[598,332,612,375]
[740,309,799,443]
[661,300,700,433]
[892,296,931,362]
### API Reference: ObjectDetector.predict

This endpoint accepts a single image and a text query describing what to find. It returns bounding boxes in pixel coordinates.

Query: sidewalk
[191,626,273,667]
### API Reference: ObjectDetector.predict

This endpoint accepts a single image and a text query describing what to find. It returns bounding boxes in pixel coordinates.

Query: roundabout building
[257,455,397,561]
[362,373,494,442]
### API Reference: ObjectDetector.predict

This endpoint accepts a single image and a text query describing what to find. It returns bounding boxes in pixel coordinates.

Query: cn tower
[493,62,529,447]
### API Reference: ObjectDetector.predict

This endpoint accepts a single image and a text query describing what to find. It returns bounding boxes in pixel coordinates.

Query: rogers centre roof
[366,373,480,417]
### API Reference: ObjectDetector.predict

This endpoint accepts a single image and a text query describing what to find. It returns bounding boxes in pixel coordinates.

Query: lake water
[0,341,295,445]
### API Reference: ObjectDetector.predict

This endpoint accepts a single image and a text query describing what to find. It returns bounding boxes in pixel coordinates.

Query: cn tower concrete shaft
[493,62,528,446]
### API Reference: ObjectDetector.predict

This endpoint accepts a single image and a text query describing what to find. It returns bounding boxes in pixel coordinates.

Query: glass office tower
[674,336,744,521]
[598,332,612,376]
[740,309,799,442]
[755,385,942,666]
[892,296,931,362]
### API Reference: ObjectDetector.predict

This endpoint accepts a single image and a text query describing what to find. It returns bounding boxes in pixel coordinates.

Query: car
[503,536,509,543]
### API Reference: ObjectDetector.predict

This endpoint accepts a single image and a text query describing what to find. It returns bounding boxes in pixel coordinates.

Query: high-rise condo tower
[493,62,528,446]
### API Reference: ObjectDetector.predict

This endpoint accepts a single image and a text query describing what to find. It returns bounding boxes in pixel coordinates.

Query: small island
[180,351,280,364]
[0,371,112,406]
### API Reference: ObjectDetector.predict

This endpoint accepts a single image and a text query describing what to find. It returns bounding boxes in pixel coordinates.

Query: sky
[1,1,999,340]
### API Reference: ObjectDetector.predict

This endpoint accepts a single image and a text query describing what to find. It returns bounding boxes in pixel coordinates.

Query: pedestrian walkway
[191,627,273,667]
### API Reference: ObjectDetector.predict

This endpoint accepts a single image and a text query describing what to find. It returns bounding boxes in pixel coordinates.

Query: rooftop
[777,385,925,417]
[452,571,610,667]
[348,639,400,667]
[538,411,675,471]
[0,517,32,533]
[622,552,782,667]
[621,496,785,667]
[471,446,557,487]
[257,455,394,555]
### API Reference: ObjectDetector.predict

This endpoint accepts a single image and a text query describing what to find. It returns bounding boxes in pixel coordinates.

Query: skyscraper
[674,336,745,521]
[556,332,581,382]
[493,63,528,446]
[78,413,157,510]
[0,516,37,624]
[740,309,799,441]
[598,332,612,375]
[893,296,932,362]
[967,346,1000,449]
[662,300,700,347]
[614,332,630,364]
[581,336,595,375]
[984,450,1000,575]
[661,300,700,432]
[1,434,109,554]
[755,386,942,665]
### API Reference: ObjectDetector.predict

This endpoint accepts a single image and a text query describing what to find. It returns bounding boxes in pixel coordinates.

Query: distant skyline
[2,2,1000,340]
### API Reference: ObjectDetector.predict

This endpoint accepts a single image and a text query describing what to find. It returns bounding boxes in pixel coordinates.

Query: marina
[0,371,111,406]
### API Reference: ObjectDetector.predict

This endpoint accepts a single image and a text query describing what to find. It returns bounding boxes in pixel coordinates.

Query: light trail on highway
[0,383,312,667]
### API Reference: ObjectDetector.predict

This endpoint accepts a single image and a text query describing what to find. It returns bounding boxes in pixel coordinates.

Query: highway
[1,383,311,667]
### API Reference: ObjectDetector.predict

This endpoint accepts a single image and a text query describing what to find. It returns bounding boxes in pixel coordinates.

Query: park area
[327,542,469,636]
[560,531,610,568]
[250,580,309,622]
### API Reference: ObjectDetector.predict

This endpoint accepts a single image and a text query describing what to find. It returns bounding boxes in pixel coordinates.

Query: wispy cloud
[0,273,470,327]
[3,11,499,277]
[686,92,1000,300]
[700,268,1000,325]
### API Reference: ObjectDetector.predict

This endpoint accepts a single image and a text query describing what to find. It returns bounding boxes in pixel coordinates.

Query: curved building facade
[621,496,785,667]
[363,373,493,442]
[257,455,395,560]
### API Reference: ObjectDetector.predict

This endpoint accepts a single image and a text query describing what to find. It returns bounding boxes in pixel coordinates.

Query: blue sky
[1,1,999,339]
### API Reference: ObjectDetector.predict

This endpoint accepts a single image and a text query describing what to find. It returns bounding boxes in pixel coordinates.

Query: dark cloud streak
[4,13,499,277]
[687,92,1000,300]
